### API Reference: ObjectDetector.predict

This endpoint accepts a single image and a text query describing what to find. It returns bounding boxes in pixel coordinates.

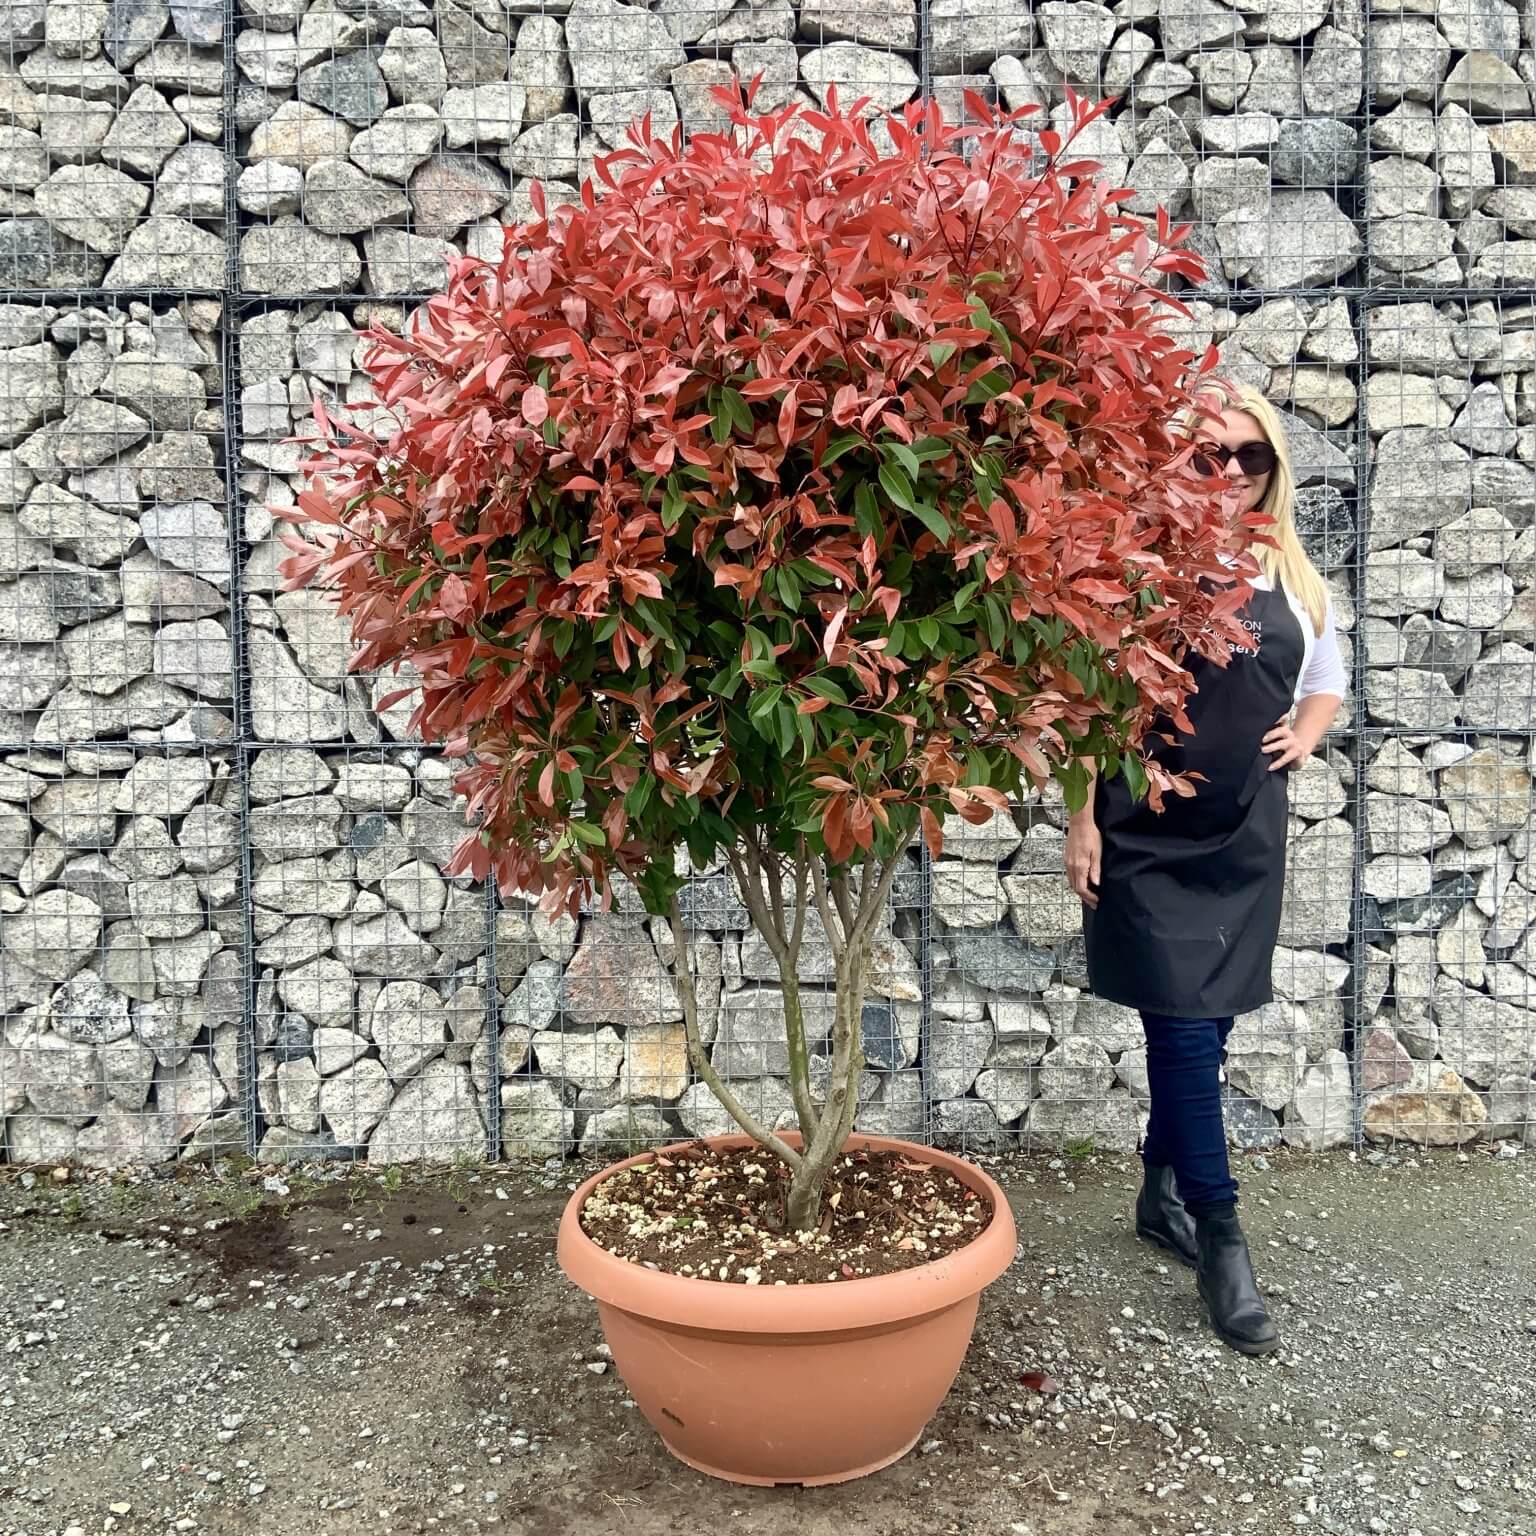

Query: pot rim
[557,1131,1018,1334]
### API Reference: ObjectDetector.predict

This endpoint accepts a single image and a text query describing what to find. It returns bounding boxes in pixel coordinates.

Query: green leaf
[928,341,957,369]
[722,386,753,436]
[965,369,1012,405]
[884,440,922,481]
[910,501,953,544]
[748,684,783,722]
[625,774,655,815]
[661,476,686,531]
[917,617,940,649]
[821,431,864,468]
[854,480,882,541]
[803,675,848,704]
[877,459,916,512]
[796,709,815,760]
[775,701,796,757]
[569,821,606,847]
[1119,752,1148,802]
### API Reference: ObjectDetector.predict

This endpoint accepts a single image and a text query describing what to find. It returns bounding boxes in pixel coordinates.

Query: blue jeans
[1140,1012,1239,1215]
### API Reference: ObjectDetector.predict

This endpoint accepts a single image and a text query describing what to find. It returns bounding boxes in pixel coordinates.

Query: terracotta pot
[557,1131,1017,1486]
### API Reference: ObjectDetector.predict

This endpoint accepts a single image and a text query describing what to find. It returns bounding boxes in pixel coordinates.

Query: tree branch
[667,897,803,1172]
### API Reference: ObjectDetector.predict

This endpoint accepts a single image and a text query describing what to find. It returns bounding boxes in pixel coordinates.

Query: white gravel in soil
[0,1147,1531,1536]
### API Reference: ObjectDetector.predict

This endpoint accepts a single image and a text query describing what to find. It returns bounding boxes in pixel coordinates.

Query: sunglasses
[1191,440,1277,478]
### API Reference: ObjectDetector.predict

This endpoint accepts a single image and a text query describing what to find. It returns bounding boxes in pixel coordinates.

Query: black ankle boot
[1134,1163,1197,1268]
[1194,1209,1279,1356]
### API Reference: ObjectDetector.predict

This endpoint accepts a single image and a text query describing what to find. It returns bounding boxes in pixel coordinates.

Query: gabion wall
[0,0,1532,1167]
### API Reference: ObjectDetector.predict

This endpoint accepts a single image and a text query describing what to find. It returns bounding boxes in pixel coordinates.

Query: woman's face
[1193,407,1275,516]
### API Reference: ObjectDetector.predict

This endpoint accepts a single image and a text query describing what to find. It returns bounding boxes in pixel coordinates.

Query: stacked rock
[0,0,228,289]
[236,0,923,293]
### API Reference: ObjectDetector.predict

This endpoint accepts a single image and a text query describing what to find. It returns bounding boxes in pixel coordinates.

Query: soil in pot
[576,1141,993,1284]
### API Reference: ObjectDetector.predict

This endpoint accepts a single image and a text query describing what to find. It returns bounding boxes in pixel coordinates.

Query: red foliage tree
[279,82,1252,1224]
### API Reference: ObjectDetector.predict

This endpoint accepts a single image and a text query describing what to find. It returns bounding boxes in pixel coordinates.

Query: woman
[1067,383,1346,1357]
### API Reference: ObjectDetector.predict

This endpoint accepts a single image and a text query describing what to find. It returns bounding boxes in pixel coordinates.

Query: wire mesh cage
[1,2,1534,1166]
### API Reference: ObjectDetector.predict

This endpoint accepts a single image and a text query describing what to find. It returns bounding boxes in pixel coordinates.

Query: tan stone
[1362,1062,1489,1146]
[620,1022,689,1101]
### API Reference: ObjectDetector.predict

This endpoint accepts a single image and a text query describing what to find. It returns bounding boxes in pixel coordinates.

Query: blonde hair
[1191,381,1330,637]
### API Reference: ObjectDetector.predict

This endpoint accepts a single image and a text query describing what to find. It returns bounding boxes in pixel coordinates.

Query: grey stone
[565,0,687,94]
[237,159,302,215]
[1282,1048,1353,1149]
[0,340,63,447]
[1433,0,1521,58]
[499,1076,575,1157]
[17,1029,105,1122]
[250,99,355,167]
[500,113,579,179]
[1214,190,1363,289]
[1159,0,1242,57]
[1461,643,1536,731]
[711,986,836,1078]
[32,165,149,255]
[240,217,363,294]
[106,0,169,67]
[440,82,525,149]
[334,909,438,979]
[367,1059,485,1163]
[104,216,224,288]
[1274,118,1362,189]
[929,0,1033,71]
[4,890,102,980]
[150,141,225,220]
[304,157,410,236]
[1368,429,1475,550]
[507,15,570,123]
[298,50,388,128]
[1302,24,1362,114]
[1369,19,1453,106]
[1023,1090,1143,1153]
[49,969,133,1045]
[368,979,447,1080]
[1037,1035,1115,1101]
[127,873,204,938]
[100,84,187,176]
[943,925,1056,994]
[800,43,920,113]
[1444,51,1531,116]
[431,0,508,87]
[0,218,107,289]
[151,619,232,699]
[408,152,508,238]
[246,631,347,741]
[277,955,352,1029]
[362,226,455,293]
[377,25,446,106]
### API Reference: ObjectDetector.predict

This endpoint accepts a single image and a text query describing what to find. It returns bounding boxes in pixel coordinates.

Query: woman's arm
[1265,595,1346,770]
[1065,759,1101,908]
[1263,691,1342,771]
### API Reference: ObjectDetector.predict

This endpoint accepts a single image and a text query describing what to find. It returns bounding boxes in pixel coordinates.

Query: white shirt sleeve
[1298,597,1347,700]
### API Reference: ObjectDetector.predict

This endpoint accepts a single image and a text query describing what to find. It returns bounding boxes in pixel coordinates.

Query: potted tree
[279,83,1251,1486]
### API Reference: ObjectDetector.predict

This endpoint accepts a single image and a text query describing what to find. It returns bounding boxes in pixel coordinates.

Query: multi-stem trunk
[668,838,908,1234]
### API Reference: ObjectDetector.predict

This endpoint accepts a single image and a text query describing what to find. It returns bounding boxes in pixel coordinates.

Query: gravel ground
[1,1145,1532,1536]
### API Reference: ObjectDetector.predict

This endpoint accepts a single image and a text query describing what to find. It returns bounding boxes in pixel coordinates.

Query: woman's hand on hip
[1262,713,1310,771]
[1066,817,1102,909]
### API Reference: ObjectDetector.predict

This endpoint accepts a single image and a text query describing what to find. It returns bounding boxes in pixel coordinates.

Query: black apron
[1083,582,1305,1019]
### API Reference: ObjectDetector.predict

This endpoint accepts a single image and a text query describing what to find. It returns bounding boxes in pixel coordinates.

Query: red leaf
[1020,1370,1058,1396]
[521,384,549,426]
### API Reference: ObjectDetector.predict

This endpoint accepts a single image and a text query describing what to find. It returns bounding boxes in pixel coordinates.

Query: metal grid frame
[0,0,1532,1163]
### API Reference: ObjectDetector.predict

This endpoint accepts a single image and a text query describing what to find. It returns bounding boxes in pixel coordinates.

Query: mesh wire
[0,2,1532,1165]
